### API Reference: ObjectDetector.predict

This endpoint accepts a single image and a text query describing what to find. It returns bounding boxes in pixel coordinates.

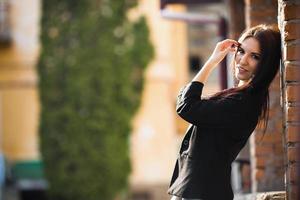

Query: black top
[168,81,261,200]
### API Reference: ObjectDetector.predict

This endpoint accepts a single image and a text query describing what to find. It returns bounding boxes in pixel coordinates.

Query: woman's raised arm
[192,39,239,84]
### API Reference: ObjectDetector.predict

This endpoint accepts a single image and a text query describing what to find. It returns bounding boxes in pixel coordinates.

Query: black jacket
[168,81,261,200]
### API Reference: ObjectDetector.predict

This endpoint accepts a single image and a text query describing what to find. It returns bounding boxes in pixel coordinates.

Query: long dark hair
[209,24,281,132]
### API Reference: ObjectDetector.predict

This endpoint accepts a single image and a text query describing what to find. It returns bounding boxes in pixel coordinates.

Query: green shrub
[38,0,153,199]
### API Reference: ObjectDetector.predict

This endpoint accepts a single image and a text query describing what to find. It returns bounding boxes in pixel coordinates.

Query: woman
[168,24,281,200]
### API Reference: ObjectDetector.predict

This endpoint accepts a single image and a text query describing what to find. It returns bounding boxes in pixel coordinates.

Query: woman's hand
[191,39,239,84]
[207,39,240,67]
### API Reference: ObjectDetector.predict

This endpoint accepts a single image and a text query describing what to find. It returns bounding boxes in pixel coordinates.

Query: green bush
[38,0,153,199]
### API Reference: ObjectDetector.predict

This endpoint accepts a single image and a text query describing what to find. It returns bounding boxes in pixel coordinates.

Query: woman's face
[234,37,261,82]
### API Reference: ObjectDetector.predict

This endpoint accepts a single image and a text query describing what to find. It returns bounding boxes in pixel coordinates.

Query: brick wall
[245,0,285,193]
[227,0,245,40]
[278,0,300,199]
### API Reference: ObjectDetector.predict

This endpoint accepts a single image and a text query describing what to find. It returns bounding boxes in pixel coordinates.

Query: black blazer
[168,81,261,200]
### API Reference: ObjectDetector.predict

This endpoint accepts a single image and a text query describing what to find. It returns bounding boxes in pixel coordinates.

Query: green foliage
[38,0,153,199]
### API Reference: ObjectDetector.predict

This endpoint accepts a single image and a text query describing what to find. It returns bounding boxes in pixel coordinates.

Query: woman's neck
[238,79,250,87]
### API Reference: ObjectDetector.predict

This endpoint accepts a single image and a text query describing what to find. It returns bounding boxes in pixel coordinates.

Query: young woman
[168,24,281,200]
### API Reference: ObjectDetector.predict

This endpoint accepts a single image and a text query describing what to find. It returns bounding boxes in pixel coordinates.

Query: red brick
[288,184,300,200]
[245,0,275,6]
[250,16,277,25]
[274,144,285,154]
[256,155,284,168]
[246,0,277,7]
[286,85,300,102]
[287,163,300,184]
[249,8,277,19]
[248,19,259,27]
[245,0,263,5]
[287,146,300,162]
[286,106,300,122]
[285,64,300,81]
[285,44,300,60]
[255,132,272,143]
[270,74,281,90]
[283,4,300,20]
[255,144,274,156]
[276,120,284,132]
[286,125,300,143]
[284,22,300,41]
[268,108,276,118]
[256,156,266,168]
[255,168,265,181]
[255,132,282,144]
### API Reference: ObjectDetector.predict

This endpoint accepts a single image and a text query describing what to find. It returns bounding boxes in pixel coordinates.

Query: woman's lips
[237,66,249,73]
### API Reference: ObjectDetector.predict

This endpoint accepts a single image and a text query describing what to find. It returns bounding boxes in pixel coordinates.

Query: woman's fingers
[219,39,239,50]
[208,39,239,65]
[223,39,239,45]
[223,40,240,54]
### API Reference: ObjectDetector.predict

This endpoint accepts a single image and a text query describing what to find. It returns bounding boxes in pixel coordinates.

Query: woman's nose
[239,54,248,65]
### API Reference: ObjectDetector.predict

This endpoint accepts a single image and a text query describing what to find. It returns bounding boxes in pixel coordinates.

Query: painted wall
[129,1,188,186]
[0,0,41,161]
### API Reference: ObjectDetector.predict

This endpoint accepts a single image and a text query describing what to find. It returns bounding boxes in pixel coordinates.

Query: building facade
[0,0,299,200]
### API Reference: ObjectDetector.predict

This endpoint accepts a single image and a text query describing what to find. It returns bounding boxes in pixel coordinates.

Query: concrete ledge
[234,191,286,200]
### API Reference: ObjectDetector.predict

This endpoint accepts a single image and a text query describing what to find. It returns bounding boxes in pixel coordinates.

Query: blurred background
[0,0,299,200]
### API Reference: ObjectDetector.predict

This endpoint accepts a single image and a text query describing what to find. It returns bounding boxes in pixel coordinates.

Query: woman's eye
[252,54,261,60]
[237,47,244,54]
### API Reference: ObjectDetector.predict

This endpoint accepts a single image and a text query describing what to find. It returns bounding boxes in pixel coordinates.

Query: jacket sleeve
[176,81,250,127]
